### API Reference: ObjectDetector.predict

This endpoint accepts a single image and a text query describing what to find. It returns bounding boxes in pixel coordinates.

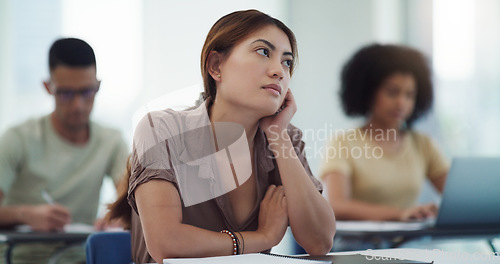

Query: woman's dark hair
[200,9,298,109]
[340,43,433,128]
[106,155,132,229]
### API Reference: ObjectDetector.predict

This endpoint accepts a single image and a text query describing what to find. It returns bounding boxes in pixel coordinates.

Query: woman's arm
[135,179,288,263]
[430,172,447,193]
[324,172,401,220]
[260,90,335,255]
[266,131,335,255]
[324,172,437,221]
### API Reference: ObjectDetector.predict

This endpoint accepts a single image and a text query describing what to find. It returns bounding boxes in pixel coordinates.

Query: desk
[0,229,91,264]
[160,248,500,264]
[325,248,500,264]
[334,221,500,251]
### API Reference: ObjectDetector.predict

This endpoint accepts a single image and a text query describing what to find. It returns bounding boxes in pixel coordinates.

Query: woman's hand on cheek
[260,89,297,136]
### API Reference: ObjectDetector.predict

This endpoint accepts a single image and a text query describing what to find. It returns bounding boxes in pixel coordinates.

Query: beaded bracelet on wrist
[221,230,238,255]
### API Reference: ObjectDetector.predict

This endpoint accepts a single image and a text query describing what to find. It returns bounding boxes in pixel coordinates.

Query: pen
[41,190,55,205]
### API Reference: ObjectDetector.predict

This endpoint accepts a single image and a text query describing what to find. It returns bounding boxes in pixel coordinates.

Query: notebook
[302,254,432,264]
[163,253,330,264]
[163,253,433,264]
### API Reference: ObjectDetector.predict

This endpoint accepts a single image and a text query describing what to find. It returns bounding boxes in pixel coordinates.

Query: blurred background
[1,0,499,253]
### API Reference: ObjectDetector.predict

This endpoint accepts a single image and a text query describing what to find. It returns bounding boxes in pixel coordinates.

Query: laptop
[433,157,500,229]
[335,157,500,232]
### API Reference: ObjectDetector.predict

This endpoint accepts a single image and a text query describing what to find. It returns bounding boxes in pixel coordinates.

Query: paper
[14,223,96,233]
[336,220,433,232]
[163,253,331,264]
[303,253,432,264]
[63,223,96,233]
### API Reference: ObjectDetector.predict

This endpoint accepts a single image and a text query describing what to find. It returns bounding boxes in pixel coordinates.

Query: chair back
[86,231,132,264]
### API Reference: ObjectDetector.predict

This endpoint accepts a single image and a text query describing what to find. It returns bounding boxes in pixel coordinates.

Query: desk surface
[336,221,500,239]
[0,229,92,264]
[0,223,96,244]
[0,230,90,245]
[337,226,500,238]
[157,249,500,264]
[331,248,500,264]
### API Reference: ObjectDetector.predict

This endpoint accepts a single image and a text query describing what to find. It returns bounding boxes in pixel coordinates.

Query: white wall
[288,0,407,173]
[60,0,143,145]
[0,0,11,130]
[141,0,288,105]
[0,0,61,133]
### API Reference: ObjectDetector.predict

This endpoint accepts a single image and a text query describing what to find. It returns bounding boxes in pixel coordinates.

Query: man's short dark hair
[49,38,96,71]
[340,43,433,128]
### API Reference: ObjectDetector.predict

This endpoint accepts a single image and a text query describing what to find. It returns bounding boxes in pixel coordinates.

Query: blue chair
[86,231,132,264]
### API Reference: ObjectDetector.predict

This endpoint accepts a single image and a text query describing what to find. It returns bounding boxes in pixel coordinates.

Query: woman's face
[371,72,416,128]
[216,25,293,116]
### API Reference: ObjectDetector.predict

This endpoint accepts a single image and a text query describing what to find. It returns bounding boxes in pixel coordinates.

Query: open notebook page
[163,253,331,264]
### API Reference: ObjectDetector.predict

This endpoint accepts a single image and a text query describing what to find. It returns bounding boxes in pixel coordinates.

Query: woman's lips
[262,84,281,96]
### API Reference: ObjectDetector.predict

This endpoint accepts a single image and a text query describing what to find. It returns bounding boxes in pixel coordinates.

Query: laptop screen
[436,157,500,228]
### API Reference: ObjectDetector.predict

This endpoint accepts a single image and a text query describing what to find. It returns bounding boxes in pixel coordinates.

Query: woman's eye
[406,91,416,100]
[385,87,399,97]
[283,60,292,68]
[256,48,269,57]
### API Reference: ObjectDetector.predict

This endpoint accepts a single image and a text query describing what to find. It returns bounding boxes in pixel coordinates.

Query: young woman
[320,44,449,222]
[109,10,335,263]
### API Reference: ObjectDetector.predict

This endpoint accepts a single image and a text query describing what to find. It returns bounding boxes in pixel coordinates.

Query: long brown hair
[106,155,132,229]
[107,9,298,226]
[200,9,298,108]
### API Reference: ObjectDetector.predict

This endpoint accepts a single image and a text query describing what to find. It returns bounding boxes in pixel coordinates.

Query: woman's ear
[207,51,223,81]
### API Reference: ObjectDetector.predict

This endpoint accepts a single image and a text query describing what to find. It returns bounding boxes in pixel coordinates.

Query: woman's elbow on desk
[306,244,333,256]
[300,220,336,255]
[147,237,184,263]
[303,233,335,255]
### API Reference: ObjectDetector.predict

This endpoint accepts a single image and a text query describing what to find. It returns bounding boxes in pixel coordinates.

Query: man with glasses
[0,38,129,263]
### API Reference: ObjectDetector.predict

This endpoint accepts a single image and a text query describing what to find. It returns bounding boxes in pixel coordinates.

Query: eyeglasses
[54,88,99,102]
[48,82,100,103]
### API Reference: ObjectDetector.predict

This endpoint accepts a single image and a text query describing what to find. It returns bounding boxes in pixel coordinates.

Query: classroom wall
[1,0,499,179]
[0,0,9,128]
[142,0,288,101]
[288,0,407,173]
[0,0,61,133]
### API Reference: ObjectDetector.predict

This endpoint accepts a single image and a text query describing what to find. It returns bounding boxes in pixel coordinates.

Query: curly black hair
[339,43,433,128]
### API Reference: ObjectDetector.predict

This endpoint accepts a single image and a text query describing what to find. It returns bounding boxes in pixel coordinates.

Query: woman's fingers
[262,184,277,203]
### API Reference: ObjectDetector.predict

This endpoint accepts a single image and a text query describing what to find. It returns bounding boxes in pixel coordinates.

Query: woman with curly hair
[320,44,448,222]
